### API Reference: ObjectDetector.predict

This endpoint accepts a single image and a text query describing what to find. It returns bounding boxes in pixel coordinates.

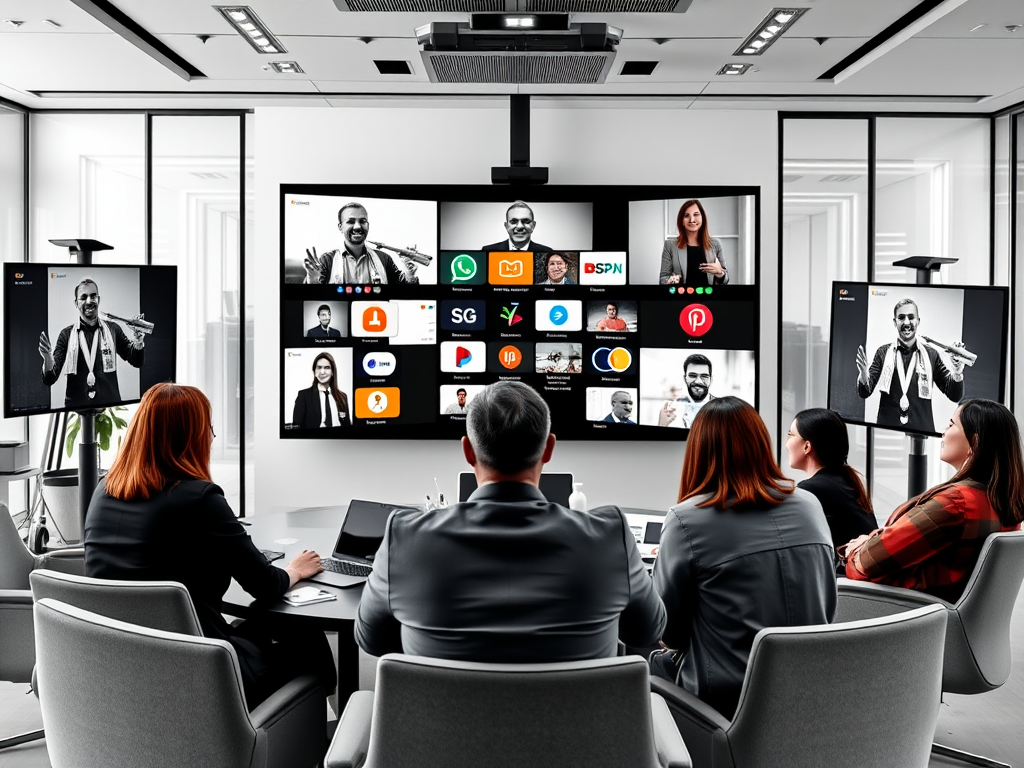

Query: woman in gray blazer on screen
[659,199,729,286]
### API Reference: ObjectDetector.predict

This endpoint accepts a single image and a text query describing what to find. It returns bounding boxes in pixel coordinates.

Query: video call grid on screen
[280,184,761,441]
[4,263,178,418]
[826,281,1008,438]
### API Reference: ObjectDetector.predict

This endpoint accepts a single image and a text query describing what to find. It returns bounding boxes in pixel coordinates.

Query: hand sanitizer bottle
[568,482,587,512]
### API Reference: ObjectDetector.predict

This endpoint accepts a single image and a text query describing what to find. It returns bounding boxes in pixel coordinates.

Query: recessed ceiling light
[969,24,986,32]
[735,7,807,56]
[717,62,753,75]
[43,19,61,28]
[268,60,304,73]
[214,6,287,54]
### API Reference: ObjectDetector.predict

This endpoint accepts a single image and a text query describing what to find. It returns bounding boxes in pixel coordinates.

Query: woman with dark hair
[85,383,335,709]
[843,398,1024,601]
[292,351,351,428]
[786,408,875,550]
[652,397,836,718]
[658,199,729,287]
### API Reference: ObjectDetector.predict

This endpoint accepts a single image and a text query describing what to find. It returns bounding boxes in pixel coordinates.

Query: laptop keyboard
[322,558,372,577]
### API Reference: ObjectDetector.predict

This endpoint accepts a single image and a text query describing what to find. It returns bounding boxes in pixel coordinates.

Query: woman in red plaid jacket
[842,398,1024,601]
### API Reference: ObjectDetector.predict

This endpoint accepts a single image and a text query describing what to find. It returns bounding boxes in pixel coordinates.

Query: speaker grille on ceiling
[344,0,504,10]
[426,53,611,83]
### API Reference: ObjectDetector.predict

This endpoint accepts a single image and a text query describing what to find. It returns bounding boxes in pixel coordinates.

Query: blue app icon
[549,305,568,326]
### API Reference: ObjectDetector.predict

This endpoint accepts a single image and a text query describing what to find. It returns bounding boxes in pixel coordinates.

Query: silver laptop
[307,499,415,588]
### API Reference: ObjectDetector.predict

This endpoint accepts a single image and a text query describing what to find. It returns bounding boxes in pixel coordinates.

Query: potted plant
[65,406,130,466]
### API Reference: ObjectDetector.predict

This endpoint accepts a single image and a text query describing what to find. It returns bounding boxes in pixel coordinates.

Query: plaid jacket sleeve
[846,486,966,583]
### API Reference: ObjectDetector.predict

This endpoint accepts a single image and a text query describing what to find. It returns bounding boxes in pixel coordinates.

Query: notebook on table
[306,499,416,588]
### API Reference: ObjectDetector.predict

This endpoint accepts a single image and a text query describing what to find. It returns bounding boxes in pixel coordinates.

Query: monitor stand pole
[891,255,958,499]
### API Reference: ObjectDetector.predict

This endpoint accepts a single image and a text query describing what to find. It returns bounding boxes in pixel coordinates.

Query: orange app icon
[488,252,533,285]
[362,305,388,333]
[499,345,523,370]
[355,387,401,418]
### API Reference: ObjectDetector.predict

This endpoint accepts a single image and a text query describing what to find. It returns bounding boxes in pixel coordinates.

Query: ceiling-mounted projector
[417,14,622,84]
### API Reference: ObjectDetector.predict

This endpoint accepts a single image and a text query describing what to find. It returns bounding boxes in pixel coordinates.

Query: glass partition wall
[781,113,997,522]
[22,111,249,517]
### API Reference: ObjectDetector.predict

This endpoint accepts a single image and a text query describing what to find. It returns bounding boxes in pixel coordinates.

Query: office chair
[650,605,947,768]
[327,654,690,768]
[835,530,1024,768]
[0,505,84,753]
[0,588,42,750]
[33,597,326,768]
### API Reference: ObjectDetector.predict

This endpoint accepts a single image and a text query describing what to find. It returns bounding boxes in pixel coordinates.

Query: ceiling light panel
[268,61,305,73]
[214,6,287,54]
[734,7,807,56]
[716,62,752,75]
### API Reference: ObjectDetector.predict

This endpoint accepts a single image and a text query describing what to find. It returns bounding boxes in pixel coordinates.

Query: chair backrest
[948,530,1024,689]
[365,654,661,768]
[29,569,203,636]
[726,604,946,768]
[0,503,36,589]
[33,598,259,768]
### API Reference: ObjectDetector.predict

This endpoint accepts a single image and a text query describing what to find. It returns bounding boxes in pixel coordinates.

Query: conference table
[221,502,668,704]
[221,504,368,702]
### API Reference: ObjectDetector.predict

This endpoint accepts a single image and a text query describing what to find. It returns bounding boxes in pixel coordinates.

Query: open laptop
[457,472,574,508]
[307,499,416,588]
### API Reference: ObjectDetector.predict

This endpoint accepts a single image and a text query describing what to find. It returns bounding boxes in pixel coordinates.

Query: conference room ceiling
[0,0,1022,112]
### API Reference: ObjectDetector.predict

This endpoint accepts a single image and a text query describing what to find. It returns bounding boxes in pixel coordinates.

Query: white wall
[254,105,778,513]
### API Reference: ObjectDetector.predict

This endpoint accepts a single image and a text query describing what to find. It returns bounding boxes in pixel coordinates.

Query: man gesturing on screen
[303,202,419,285]
[39,278,145,409]
[856,298,966,433]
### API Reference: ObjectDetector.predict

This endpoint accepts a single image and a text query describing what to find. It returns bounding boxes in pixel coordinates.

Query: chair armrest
[835,578,952,623]
[0,589,36,682]
[250,674,326,768]
[325,691,375,768]
[650,693,692,768]
[651,677,731,768]
[36,548,86,576]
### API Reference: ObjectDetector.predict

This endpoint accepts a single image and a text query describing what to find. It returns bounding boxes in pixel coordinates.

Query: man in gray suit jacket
[355,381,666,662]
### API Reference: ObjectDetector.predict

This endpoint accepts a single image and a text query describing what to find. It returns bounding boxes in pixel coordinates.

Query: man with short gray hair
[355,381,665,662]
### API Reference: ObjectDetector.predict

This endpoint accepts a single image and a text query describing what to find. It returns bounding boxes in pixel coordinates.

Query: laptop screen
[457,472,574,507]
[333,500,408,560]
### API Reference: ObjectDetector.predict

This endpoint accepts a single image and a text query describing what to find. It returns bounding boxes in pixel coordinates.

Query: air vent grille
[345,0,504,10]
[819,174,863,182]
[425,52,611,83]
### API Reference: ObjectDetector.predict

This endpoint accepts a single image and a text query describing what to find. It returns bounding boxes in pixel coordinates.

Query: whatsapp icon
[442,251,485,285]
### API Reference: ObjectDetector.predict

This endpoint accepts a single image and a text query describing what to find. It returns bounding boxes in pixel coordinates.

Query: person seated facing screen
[652,397,836,719]
[355,380,666,662]
[841,398,1024,602]
[84,382,336,710]
[786,408,876,554]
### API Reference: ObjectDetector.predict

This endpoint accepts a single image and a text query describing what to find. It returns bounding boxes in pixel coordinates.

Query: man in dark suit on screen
[481,201,553,253]
[355,381,665,663]
[306,304,341,338]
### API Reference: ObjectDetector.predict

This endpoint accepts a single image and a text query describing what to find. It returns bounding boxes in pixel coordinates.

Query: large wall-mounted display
[280,184,760,441]
[827,281,1008,437]
[4,263,178,417]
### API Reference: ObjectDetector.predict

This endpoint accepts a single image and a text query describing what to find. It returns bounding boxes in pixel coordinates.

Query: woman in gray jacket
[659,199,729,286]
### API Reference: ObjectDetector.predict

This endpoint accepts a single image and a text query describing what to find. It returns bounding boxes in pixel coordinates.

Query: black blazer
[84,479,289,648]
[481,239,553,253]
[306,325,341,338]
[798,467,877,549]
[292,384,350,428]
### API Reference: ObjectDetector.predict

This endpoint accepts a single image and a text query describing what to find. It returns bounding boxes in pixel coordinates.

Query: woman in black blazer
[292,351,351,428]
[785,408,876,551]
[84,382,335,709]
[659,199,729,286]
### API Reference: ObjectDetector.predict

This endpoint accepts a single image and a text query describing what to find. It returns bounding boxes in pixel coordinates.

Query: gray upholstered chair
[835,530,1024,768]
[650,604,947,768]
[29,568,203,635]
[0,588,41,750]
[0,502,85,590]
[33,597,326,768]
[326,653,690,768]
[0,504,84,753]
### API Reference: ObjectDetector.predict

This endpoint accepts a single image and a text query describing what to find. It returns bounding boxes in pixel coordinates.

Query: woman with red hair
[658,199,729,287]
[84,382,334,709]
[652,397,836,717]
